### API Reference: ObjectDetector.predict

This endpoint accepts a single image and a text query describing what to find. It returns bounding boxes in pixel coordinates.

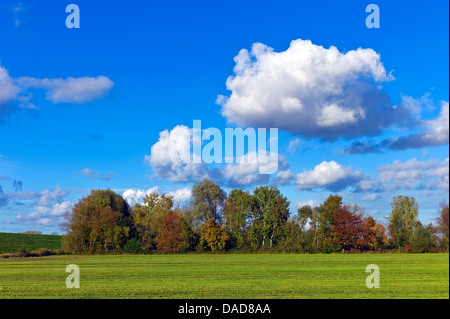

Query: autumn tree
[331,205,365,251]
[200,218,229,252]
[437,201,449,251]
[157,211,182,253]
[130,192,174,251]
[62,189,131,253]
[373,223,388,250]
[361,216,377,250]
[362,216,388,250]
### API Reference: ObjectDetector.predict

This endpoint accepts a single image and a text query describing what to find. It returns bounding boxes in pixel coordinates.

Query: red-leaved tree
[157,211,181,253]
[331,205,365,251]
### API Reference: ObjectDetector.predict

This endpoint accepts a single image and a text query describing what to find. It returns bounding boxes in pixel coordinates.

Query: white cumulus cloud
[218,39,411,140]
[296,160,364,191]
[15,186,72,227]
[122,186,192,208]
[122,187,160,206]
[145,125,211,183]
[222,151,276,186]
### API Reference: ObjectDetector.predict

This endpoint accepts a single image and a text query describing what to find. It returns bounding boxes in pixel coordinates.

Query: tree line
[62,179,449,254]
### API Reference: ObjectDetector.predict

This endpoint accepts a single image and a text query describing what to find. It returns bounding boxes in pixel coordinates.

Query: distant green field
[0,253,448,299]
[0,232,62,254]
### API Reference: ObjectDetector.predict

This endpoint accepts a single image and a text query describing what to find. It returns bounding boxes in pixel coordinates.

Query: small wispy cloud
[1,63,114,123]
[361,193,380,201]
[287,138,303,153]
[12,2,24,27]
[16,76,114,104]
[13,179,23,192]
[74,168,115,181]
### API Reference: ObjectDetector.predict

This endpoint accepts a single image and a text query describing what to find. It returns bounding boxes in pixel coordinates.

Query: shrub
[123,238,144,254]
[17,246,30,257]
[31,248,55,257]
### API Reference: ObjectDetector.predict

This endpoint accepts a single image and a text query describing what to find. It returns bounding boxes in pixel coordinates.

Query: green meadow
[0,232,62,254]
[0,253,448,299]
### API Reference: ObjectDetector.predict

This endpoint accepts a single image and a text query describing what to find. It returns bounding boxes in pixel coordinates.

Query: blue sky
[0,0,448,234]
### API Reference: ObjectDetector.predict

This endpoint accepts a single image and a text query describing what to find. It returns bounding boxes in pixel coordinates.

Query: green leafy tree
[409,222,435,253]
[250,186,290,249]
[279,217,305,252]
[388,195,419,248]
[124,238,144,254]
[223,189,253,249]
[191,179,226,225]
[310,195,343,252]
[178,214,198,252]
[297,205,313,232]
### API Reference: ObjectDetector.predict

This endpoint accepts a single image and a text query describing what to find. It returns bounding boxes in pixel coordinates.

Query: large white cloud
[218,39,412,139]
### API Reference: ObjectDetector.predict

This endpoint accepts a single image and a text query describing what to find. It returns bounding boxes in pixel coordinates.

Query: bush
[17,246,30,257]
[123,238,144,254]
[31,248,55,257]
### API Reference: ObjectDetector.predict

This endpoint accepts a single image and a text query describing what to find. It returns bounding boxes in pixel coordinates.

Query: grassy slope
[0,232,62,254]
[0,253,448,299]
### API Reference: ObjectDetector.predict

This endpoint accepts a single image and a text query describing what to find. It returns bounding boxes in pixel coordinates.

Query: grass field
[0,232,62,254]
[0,253,448,299]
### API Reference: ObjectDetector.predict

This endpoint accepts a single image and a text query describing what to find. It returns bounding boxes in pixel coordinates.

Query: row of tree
[62,179,449,254]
